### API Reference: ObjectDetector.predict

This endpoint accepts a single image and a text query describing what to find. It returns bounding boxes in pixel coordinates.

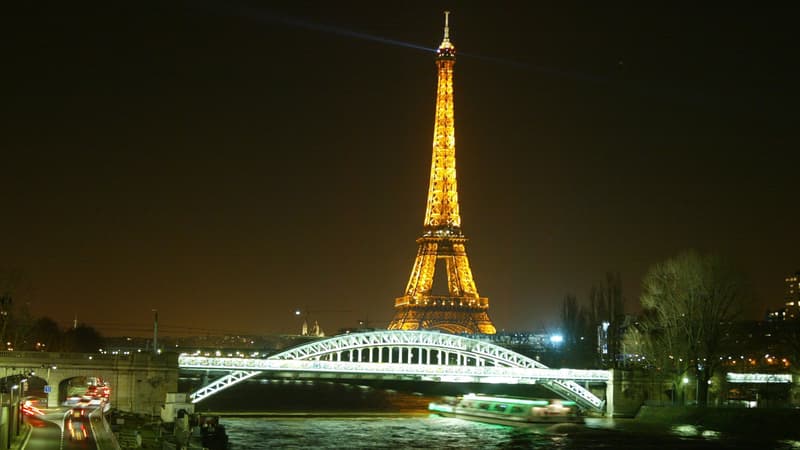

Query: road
[23,405,116,450]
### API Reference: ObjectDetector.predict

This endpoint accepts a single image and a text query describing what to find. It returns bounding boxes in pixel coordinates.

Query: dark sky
[3,2,798,337]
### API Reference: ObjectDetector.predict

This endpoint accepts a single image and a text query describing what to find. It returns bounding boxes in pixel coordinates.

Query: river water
[222,415,800,449]
[190,380,800,449]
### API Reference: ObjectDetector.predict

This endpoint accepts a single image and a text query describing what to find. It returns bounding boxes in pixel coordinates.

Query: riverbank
[634,406,800,439]
[109,410,163,448]
[580,406,800,442]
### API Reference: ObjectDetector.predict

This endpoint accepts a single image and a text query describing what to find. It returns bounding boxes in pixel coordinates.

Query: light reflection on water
[224,416,558,449]
[193,382,799,449]
[222,415,795,449]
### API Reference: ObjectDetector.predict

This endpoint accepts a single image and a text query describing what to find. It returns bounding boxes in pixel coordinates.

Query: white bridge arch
[180,331,608,411]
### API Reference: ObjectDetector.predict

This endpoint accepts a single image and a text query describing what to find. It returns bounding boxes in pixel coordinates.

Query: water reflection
[671,424,700,437]
[190,381,800,448]
[222,415,798,449]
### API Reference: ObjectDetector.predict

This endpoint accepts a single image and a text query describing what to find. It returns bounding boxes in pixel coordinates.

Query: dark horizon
[3,3,797,337]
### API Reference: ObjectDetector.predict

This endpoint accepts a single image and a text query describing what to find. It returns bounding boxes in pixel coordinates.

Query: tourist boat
[428,394,584,426]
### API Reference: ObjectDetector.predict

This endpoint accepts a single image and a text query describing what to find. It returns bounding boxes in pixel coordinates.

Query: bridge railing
[178,357,611,382]
[268,330,551,369]
[0,351,134,361]
[0,351,178,370]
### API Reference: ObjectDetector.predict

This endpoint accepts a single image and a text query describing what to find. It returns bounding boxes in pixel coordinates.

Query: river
[189,379,800,449]
[221,415,800,449]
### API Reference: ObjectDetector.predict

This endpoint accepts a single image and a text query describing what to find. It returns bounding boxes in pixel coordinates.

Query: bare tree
[623,310,692,404]
[559,293,597,367]
[64,325,104,353]
[30,317,65,351]
[589,272,625,368]
[0,292,10,346]
[0,268,34,347]
[634,250,748,406]
[561,293,585,346]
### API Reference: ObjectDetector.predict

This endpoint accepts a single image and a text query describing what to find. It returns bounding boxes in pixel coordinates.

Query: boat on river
[429,394,584,426]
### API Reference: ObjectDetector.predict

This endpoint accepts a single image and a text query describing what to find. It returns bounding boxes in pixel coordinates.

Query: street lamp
[295,309,308,335]
[152,309,159,355]
[682,377,689,405]
[10,384,20,437]
[46,365,56,381]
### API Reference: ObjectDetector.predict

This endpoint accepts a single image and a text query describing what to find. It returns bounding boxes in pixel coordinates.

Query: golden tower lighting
[388,12,496,334]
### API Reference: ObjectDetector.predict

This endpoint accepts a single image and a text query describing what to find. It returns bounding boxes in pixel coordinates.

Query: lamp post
[152,309,159,355]
[10,384,19,439]
[682,376,689,405]
[695,364,704,406]
[695,377,700,406]
[295,309,304,335]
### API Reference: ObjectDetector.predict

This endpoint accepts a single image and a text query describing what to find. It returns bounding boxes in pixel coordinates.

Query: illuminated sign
[726,373,792,384]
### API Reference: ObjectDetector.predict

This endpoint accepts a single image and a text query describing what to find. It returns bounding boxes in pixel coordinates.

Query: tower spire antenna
[438,11,454,53]
[443,11,450,42]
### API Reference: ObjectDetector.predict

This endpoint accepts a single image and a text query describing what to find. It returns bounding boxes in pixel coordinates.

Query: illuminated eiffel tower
[388,12,496,335]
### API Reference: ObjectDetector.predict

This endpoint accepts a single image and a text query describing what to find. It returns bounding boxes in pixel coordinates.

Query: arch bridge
[180,330,609,411]
[0,351,178,415]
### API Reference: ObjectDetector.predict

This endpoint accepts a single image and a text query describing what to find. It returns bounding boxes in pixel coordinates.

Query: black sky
[3,2,798,337]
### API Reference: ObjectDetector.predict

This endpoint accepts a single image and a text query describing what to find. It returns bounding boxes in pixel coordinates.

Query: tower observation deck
[388,12,496,334]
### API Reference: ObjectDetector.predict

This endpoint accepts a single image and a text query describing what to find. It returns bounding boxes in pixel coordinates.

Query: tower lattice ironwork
[388,12,496,335]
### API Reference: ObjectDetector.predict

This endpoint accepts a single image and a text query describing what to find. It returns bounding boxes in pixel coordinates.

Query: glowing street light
[550,334,564,344]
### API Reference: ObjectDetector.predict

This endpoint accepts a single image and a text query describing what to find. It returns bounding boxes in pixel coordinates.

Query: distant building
[465,332,548,350]
[766,270,800,321]
[301,320,325,337]
[785,271,800,305]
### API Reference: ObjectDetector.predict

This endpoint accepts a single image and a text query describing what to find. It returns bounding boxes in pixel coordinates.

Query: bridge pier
[605,369,667,417]
[47,384,60,408]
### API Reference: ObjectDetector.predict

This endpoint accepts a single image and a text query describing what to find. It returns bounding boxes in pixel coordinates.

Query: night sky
[3,2,797,337]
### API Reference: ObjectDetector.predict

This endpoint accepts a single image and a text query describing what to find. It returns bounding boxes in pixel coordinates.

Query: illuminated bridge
[179,330,610,411]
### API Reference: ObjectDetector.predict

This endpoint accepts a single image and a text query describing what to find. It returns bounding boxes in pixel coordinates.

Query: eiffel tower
[388,12,496,335]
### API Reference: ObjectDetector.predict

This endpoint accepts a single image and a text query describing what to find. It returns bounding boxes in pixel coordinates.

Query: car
[98,386,111,398]
[67,418,89,441]
[21,400,43,417]
[70,407,88,419]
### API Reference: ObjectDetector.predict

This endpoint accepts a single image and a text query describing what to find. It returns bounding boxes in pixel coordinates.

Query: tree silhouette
[30,317,64,351]
[629,250,748,406]
[64,325,104,353]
